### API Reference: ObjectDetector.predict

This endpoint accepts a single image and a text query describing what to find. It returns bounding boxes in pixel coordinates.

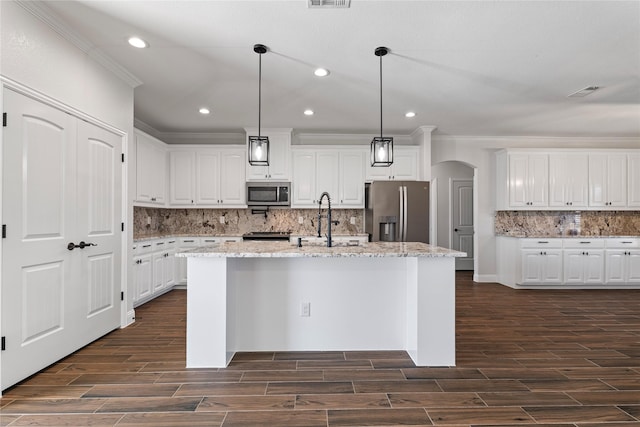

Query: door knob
[67,241,97,250]
[454,228,459,232]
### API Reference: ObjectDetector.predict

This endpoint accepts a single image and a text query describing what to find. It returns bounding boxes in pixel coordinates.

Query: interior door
[1,89,121,390]
[452,180,474,270]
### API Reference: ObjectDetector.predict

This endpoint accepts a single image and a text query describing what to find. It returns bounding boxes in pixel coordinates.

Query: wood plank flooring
[2,272,640,426]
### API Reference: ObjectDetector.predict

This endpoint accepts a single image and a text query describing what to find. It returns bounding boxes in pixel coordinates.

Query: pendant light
[370,46,393,167]
[248,44,269,166]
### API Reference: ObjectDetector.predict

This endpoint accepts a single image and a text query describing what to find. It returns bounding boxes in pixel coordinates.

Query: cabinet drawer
[605,238,640,249]
[520,239,563,249]
[178,237,201,247]
[134,241,155,255]
[563,239,605,249]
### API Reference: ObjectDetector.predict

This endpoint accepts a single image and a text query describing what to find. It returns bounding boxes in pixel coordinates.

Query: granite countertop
[496,234,640,239]
[134,234,243,243]
[176,241,466,258]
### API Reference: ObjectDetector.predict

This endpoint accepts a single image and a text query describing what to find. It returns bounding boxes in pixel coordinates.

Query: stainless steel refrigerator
[365,181,430,243]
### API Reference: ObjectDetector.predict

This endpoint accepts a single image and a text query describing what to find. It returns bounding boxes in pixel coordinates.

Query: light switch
[298,216,304,224]
[350,217,356,225]
[219,216,225,224]
[147,216,151,225]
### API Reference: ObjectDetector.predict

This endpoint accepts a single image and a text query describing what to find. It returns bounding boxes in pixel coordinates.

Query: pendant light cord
[379,52,383,139]
[258,52,262,138]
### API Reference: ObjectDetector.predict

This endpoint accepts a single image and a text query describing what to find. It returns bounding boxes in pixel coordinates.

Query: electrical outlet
[219,216,225,224]
[298,216,304,224]
[300,302,310,317]
[147,216,151,225]
[350,216,356,225]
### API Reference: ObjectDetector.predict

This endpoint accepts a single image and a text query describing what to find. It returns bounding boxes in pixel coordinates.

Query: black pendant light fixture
[370,46,393,167]
[248,43,269,166]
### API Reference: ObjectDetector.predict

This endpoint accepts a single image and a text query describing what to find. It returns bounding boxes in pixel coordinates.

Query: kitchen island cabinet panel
[180,241,463,368]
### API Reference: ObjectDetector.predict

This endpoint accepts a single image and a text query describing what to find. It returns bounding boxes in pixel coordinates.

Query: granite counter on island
[177,241,465,368]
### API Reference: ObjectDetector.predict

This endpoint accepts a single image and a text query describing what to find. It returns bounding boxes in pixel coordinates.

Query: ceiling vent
[568,86,600,97]
[308,0,351,8]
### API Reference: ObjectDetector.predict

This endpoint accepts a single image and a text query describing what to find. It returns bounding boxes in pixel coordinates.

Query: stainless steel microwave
[246,182,291,206]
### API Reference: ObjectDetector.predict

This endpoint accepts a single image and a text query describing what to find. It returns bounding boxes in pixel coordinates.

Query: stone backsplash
[495,211,640,237]
[134,207,364,239]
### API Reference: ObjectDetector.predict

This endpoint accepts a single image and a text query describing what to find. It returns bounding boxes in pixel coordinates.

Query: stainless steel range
[242,231,291,242]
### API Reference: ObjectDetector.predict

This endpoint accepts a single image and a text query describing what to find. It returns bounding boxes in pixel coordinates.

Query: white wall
[0,1,136,328]
[432,136,640,282]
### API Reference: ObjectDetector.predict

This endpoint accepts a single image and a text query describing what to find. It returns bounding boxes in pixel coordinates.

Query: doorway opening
[432,161,476,272]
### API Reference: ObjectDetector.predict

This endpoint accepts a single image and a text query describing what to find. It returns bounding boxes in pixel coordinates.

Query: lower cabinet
[497,237,640,287]
[175,236,242,286]
[521,249,563,284]
[133,238,178,307]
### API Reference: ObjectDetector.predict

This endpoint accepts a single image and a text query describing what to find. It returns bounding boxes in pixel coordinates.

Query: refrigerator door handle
[403,186,408,242]
[398,186,404,242]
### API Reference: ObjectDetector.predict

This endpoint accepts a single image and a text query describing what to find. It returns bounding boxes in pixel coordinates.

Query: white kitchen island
[177,241,465,368]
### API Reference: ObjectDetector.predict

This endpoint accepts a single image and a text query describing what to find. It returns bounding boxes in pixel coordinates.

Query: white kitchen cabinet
[292,150,339,208]
[170,148,246,207]
[292,149,361,208]
[605,239,640,284]
[339,150,365,207]
[549,152,588,208]
[135,130,166,205]
[133,242,154,305]
[628,153,640,207]
[521,249,563,284]
[563,250,605,284]
[365,147,419,181]
[507,153,548,209]
[589,153,627,207]
[169,151,196,205]
[245,129,291,181]
[175,237,241,286]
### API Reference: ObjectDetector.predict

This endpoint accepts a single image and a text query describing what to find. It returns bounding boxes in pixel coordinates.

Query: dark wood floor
[2,272,640,426]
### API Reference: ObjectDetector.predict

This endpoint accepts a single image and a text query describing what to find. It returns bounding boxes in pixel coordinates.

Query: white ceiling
[43,1,640,139]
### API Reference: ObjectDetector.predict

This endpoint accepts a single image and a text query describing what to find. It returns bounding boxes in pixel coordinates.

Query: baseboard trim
[473,274,497,283]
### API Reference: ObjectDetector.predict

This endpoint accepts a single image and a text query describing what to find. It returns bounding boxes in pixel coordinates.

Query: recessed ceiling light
[405,111,416,118]
[128,36,148,48]
[199,107,210,115]
[314,68,329,77]
[304,109,314,116]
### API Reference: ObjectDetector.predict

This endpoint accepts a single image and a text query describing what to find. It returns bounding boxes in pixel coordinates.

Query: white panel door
[1,90,121,390]
[76,120,122,339]
[452,180,474,271]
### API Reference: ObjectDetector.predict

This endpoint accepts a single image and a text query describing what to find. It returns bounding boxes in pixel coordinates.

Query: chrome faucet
[317,192,339,247]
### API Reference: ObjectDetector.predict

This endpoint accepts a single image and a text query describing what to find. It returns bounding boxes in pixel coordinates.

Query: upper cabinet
[589,153,627,208]
[169,147,246,208]
[549,153,589,208]
[629,153,640,207]
[365,147,419,181]
[245,128,291,181]
[497,149,639,211]
[496,151,548,210]
[135,130,166,205]
[291,147,365,209]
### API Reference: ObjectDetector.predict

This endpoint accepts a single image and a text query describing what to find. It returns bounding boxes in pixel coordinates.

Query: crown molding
[17,0,142,88]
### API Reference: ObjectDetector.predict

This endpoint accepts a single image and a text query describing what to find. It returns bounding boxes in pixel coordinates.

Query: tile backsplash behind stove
[134,207,364,239]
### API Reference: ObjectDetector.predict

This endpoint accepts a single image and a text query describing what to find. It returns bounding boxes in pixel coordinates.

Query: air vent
[568,86,600,97]
[308,0,350,8]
